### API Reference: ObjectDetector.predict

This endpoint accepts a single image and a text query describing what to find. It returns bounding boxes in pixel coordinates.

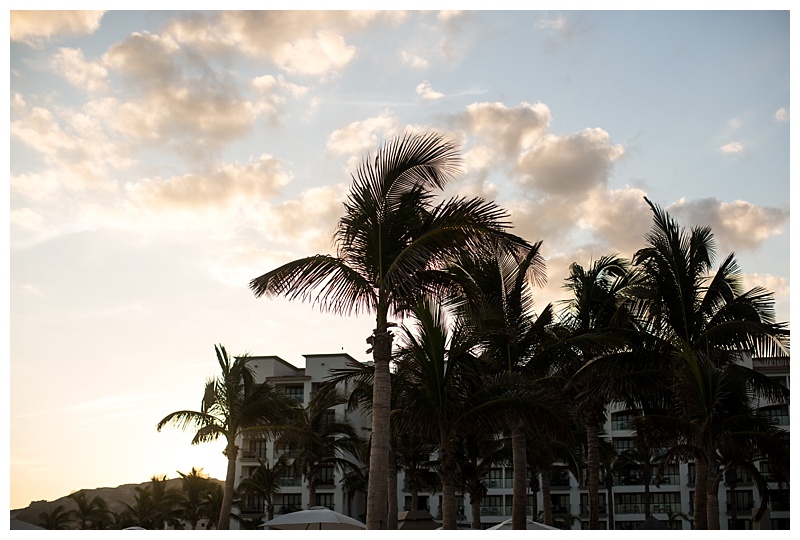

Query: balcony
[480,506,505,516]
[616,504,642,514]
[276,505,302,515]
[277,477,302,487]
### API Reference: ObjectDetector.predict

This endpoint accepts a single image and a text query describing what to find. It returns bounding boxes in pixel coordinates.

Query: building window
[249,438,268,459]
[580,493,607,515]
[284,385,304,404]
[614,492,643,514]
[485,468,503,488]
[651,492,681,514]
[726,490,754,513]
[278,494,302,514]
[760,404,789,426]
[316,466,335,486]
[614,438,636,453]
[550,467,571,487]
[551,494,571,515]
[656,464,680,486]
[480,495,504,516]
[316,493,334,510]
[611,410,638,431]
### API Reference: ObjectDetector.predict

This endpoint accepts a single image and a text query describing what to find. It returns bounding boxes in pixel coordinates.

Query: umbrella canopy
[261,506,366,530]
[487,518,560,530]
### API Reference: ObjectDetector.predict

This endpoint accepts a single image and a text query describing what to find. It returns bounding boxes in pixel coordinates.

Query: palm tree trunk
[693,457,708,530]
[511,423,527,530]
[387,447,398,530]
[706,474,721,530]
[410,488,419,512]
[308,477,318,509]
[439,448,458,530]
[529,474,539,519]
[605,471,614,530]
[470,493,482,531]
[643,464,651,518]
[218,442,238,530]
[586,420,600,529]
[541,468,553,526]
[366,324,392,529]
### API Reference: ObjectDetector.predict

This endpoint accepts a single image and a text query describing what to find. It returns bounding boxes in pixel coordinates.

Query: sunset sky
[7,8,791,510]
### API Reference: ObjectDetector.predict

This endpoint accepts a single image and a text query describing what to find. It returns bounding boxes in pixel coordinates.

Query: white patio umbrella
[261,506,366,530]
[487,518,560,530]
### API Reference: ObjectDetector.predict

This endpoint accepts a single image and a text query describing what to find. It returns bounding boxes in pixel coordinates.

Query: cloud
[10,99,127,197]
[401,50,430,70]
[251,75,311,123]
[667,198,788,252]
[126,154,291,212]
[326,111,405,162]
[515,128,624,196]
[537,14,588,51]
[454,101,552,158]
[273,30,356,76]
[10,10,104,46]
[102,31,257,157]
[774,107,789,122]
[163,11,394,78]
[720,141,744,154]
[416,81,444,101]
[742,273,789,298]
[50,47,109,94]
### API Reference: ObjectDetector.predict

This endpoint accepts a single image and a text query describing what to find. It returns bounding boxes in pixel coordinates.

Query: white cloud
[774,107,789,122]
[401,50,430,70]
[251,75,311,123]
[327,112,405,161]
[455,101,552,158]
[50,48,109,94]
[273,31,356,77]
[10,10,105,46]
[667,198,787,251]
[126,154,291,212]
[416,81,444,101]
[720,141,744,154]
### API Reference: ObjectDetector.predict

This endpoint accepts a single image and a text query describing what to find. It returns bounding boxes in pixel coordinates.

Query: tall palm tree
[448,242,570,530]
[274,389,362,510]
[250,132,529,529]
[237,455,290,521]
[157,344,292,529]
[559,254,631,530]
[624,198,789,529]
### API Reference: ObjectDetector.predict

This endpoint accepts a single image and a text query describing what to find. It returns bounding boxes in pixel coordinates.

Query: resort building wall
[232,353,789,530]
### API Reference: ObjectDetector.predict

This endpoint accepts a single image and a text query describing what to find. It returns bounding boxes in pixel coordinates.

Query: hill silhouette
[10,477,224,529]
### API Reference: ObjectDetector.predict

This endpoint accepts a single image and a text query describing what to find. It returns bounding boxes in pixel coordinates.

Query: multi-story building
[233,352,788,530]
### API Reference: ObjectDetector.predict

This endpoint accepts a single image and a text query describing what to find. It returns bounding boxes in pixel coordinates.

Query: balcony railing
[616,504,642,514]
[276,505,302,515]
[480,506,505,516]
[276,477,301,487]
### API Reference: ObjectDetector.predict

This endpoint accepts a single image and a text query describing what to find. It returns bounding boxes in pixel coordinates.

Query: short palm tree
[67,491,112,530]
[157,344,292,529]
[453,431,510,531]
[237,455,290,521]
[176,467,214,529]
[250,131,529,528]
[274,389,362,510]
[38,504,71,530]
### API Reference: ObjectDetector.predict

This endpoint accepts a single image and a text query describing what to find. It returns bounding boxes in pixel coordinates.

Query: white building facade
[233,353,789,530]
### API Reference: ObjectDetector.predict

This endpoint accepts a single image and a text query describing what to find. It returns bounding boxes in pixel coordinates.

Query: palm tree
[275,388,362,510]
[250,132,529,528]
[157,344,292,529]
[176,467,214,529]
[38,504,71,530]
[201,483,225,530]
[559,254,631,530]
[67,491,112,529]
[448,242,570,530]
[453,431,510,531]
[624,198,789,529]
[237,455,290,521]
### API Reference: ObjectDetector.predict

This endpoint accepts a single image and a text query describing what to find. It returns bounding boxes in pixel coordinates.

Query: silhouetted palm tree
[67,491,112,529]
[237,455,289,521]
[38,504,71,530]
[250,132,528,528]
[157,344,292,529]
[176,467,214,529]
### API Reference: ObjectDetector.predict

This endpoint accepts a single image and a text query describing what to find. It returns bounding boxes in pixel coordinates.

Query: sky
[6,7,792,511]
